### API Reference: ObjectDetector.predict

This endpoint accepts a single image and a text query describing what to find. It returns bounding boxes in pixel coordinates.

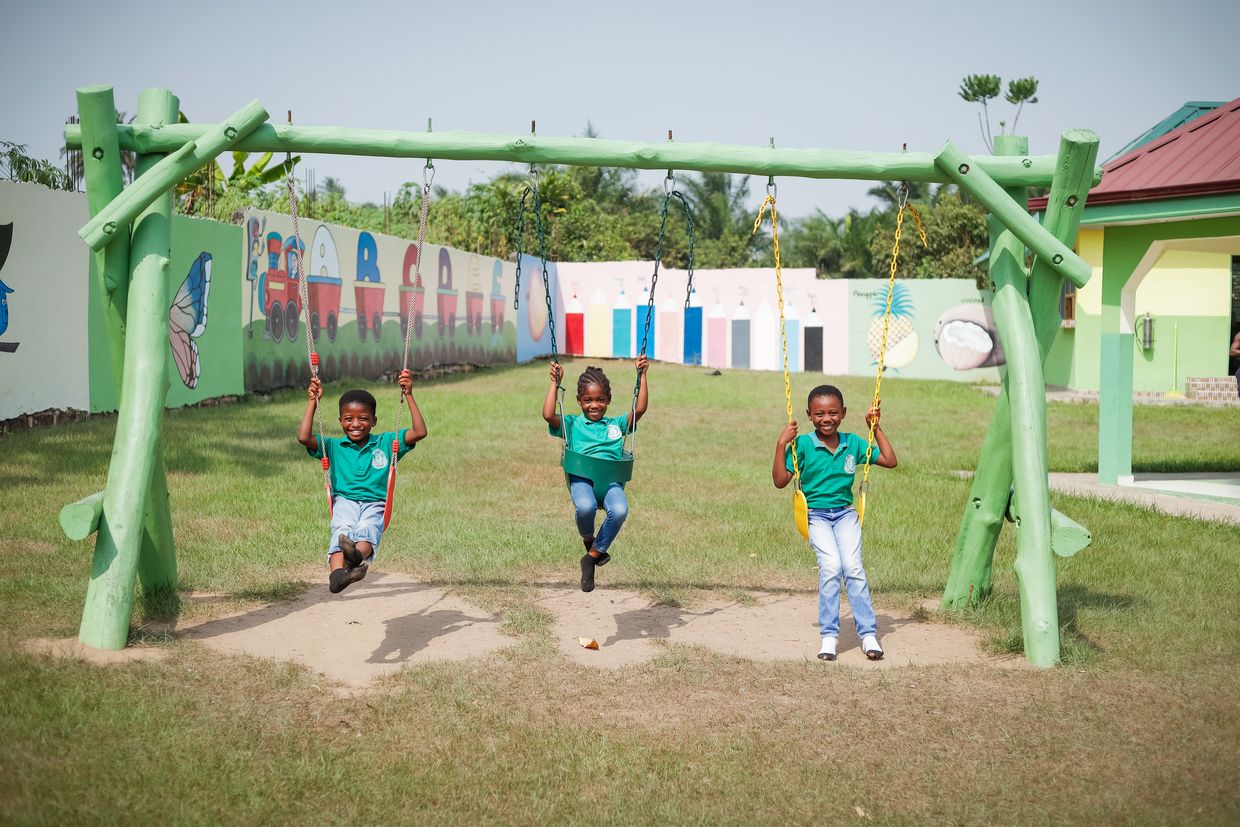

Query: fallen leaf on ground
[577,637,599,650]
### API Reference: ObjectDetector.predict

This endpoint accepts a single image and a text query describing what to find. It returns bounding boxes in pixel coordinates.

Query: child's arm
[633,355,650,423]
[542,361,563,430]
[297,378,323,450]
[399,370,428,446]
[866,405,898,468]
[772,421,798,488]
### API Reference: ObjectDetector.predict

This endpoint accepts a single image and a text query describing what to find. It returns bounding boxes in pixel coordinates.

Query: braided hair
[577,366,612,401]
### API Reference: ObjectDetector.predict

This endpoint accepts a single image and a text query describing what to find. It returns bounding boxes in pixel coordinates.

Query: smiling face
[807,393,846,440]
[339,401,377,444]
[577,382,611,421]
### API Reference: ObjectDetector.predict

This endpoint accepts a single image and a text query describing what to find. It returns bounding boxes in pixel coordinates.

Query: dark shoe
[329,564,368,594]
[593,551,611,568]
[579,554,597,593]
[339,535,363,569]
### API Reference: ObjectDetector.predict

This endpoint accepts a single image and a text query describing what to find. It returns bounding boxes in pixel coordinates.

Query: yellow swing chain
[858,187,927,525]
[751,191,801,491]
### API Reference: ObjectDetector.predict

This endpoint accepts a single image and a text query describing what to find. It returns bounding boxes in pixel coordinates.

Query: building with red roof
[1032,97,1240,485]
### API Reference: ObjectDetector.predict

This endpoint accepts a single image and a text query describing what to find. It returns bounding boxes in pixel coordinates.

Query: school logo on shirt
[607,423,623,440]
[371,448,389,470]
[844,454,856,474]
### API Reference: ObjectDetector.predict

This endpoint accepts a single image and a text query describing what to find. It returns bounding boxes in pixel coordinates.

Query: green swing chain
[513,171,568,446]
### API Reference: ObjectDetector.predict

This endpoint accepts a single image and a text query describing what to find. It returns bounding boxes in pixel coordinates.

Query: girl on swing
[542,356,649,592]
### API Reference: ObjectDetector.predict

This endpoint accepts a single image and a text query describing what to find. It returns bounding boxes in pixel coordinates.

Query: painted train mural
[242,209,518,392]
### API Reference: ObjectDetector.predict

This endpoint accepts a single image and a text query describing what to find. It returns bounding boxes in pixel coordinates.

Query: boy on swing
[543,356,649,592]
[298,369,428,594]
[772,384,897,661]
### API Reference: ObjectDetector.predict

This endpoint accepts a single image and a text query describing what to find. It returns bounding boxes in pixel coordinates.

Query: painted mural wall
[553,262,824,370]
[89,216,244,412]
[552,262,1003,383]
[0,182,91,420]
[1047,228,1232,392]
[242,209,519,391]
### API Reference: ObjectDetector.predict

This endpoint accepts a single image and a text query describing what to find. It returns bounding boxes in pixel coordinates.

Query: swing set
[63,84,1101,666]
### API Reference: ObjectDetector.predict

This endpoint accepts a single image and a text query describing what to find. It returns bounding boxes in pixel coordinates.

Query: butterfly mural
[168,252,212,388]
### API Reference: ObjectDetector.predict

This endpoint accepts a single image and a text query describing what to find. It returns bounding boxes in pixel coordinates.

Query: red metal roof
[1028,96,1240,211]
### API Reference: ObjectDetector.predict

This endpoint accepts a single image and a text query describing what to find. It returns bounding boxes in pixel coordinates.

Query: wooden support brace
[78,100,268,251]
[63,123,1103,189]
[60,492,104,541]
[934,141,1092,289]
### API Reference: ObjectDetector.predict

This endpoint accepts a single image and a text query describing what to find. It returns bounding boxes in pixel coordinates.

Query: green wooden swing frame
[63,85,1100,666]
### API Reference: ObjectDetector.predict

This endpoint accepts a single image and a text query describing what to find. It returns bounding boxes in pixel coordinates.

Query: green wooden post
[79,88,180,649]
[79,100,268,251]
[980,135,1059,665]
[942,130,1100,609]
[76,85,130,385]
[129,89,180,603]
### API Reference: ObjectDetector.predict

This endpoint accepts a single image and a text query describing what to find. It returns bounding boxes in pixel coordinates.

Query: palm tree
[319,176,346,198]
[61,112,136,191]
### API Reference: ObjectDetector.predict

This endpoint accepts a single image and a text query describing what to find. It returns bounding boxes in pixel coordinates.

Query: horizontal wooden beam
[64,123,1102,188]
[60,492,104,541]
[78,100,269,251]
[934,141,1093,289]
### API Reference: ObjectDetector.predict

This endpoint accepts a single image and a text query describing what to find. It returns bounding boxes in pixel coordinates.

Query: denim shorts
[326,497,386,562]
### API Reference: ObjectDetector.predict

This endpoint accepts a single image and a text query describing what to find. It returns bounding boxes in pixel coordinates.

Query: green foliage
[868,192,989,287]
[1,141,74,190]
[959,73,1041,151]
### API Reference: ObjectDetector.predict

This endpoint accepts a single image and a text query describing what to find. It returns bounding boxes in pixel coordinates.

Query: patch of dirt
[24,637,168,664]
[541,587,1012,670]
[50,572,1013,689]
[177,571,511,689]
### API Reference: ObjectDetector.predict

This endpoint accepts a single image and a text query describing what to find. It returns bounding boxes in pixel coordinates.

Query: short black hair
[339,389,377,416]
[577,366,612,400]
[807,384,844,407]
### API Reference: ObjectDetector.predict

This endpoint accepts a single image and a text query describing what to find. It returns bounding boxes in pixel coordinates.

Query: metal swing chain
[287,170,333,505]
[394,162,433,436]
[859,184,927,516]
[750,187,801,492]
[622,177,696,456]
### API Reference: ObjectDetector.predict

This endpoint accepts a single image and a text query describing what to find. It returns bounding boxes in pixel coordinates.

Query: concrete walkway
[1048,473,1240,525]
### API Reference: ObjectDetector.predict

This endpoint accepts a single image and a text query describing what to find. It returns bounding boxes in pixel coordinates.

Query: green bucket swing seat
[561,445,634,504]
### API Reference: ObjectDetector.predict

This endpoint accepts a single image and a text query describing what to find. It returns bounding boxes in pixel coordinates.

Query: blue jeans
[326,497,385,562]
[809,506,877,638]
[568,475,629,554]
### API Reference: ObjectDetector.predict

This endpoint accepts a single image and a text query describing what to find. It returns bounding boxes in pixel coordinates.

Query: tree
[61,112,137,191]
[1,141,73,190]
[319,176,346,198]
[868,192,989,287]
[959,74,1040,151]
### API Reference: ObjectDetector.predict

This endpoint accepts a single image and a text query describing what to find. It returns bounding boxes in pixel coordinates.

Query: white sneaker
[817,636,837,661]
[861,634,884,661]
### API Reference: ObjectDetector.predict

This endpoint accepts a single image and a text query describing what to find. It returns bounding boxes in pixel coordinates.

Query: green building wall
[1045,228,1231,392]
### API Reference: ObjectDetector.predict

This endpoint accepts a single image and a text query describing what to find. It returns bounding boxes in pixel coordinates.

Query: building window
[1059,280,1077,328]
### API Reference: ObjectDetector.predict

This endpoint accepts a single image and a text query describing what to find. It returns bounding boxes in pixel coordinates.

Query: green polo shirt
[549,414,631,459]
[307,429,412,502]
[785,431,874,509]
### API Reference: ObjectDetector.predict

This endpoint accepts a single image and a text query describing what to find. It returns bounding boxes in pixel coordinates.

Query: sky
[3,0,1238,219]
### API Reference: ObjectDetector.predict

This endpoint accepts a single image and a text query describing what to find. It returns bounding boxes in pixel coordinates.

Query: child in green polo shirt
[298,370,428,594]
[543,357,649,592]
[772,384,897,662]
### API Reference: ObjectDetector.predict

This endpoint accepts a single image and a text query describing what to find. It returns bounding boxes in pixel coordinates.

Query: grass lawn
[2,360,1238,825]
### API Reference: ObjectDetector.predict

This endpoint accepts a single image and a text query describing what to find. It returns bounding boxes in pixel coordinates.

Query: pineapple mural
[867,282,918,369]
